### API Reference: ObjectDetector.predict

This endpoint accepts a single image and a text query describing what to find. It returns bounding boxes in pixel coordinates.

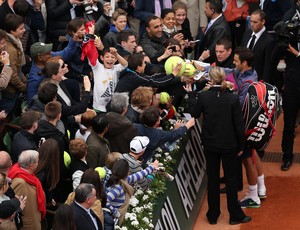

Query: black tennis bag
[242,81,279,151]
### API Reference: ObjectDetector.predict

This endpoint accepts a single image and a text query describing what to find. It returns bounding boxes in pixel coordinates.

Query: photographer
[273,0,300,171]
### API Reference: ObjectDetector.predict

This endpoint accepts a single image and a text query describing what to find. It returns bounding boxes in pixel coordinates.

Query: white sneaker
[258,187,267,199]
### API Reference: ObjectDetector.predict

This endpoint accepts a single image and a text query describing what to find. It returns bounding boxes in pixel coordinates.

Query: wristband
[296,52,300,58]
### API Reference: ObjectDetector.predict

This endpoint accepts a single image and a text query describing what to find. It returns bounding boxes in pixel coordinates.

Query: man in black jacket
[273,0,300,171]
[240,9,275,82]
[35,101,71,203]
[114,53,182,98]
[196,0,231,63]
[11,111,38,163]
[71,183,102,230]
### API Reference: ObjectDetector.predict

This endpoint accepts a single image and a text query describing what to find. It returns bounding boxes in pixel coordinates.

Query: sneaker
[239,197,261,208]
[258,188,267,199]
[281,161,292,171]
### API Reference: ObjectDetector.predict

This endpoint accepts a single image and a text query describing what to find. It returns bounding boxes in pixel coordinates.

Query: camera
[82,0,93,15]
[274,9,300,47]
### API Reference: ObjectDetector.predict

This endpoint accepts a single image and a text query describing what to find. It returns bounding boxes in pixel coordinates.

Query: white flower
[164,152,170,156]
[154,153,162,158]
[132,207,142,213]
[142,194,149,201]
[156,147,163,153]
[131,220,139,226]
[121,227,128,230]
[125,213,131,220]
[166,156,172,161]
[149,223,154,228]
[135,189,144,196]
[129,197,139,207]
[142,217,150,224]
[146,190,152,195]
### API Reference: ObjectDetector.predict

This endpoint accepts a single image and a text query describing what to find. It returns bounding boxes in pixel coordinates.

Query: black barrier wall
[153,119,207,230]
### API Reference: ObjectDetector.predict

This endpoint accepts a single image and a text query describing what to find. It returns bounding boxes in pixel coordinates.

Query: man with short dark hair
[35,101,71,203]
[240,9,274,82]
[115,53,182,97]
[196,0,231,63]
[11,111,39,163]
[134,106,195,164]
[116,30,137,58]
[139,15,173,64]
[232,47,266,208]
[86,114,111,169]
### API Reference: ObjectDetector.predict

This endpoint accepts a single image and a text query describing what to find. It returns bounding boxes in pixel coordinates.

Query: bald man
[0,151,12,174]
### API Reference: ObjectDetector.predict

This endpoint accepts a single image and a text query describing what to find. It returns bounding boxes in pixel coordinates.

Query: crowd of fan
[0,0,300,229]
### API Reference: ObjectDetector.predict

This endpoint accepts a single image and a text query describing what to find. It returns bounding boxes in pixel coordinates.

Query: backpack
[242,81,279,151]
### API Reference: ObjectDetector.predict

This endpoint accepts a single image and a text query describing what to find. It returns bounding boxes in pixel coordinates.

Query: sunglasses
[61,63,66,68]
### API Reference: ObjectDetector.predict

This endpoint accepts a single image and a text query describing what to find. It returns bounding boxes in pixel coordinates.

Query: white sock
[258,174,266,191]
[248,184,261,204]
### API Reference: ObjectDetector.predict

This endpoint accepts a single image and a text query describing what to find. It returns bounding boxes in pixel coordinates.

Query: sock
[258,174,266,191]
[248,184,261,204]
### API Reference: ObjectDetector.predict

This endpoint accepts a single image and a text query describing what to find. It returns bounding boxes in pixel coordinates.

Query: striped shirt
[121,153,154,190]
[106,165,154,215]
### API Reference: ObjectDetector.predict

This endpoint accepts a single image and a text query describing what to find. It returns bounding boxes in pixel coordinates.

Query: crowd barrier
[153,119,207,230]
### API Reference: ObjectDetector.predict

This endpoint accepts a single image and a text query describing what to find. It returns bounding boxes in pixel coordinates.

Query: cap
[0,198,20,219]
[30,42,53,59]
[130,136,150,154]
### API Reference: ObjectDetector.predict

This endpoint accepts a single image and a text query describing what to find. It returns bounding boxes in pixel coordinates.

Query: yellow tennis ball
[64,151,71,169]
[160,92,170,104]
[184,63,196,76]
[95,167,106,179]
[164,56,186,76]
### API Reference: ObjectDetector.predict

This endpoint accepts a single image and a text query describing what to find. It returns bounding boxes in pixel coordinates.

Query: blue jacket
[133,123,187,163]
[235,69,258,106]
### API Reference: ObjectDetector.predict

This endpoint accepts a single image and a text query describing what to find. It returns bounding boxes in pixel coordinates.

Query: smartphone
[189,40,200,44]
[169,46,177,52]
[160,109,168,119]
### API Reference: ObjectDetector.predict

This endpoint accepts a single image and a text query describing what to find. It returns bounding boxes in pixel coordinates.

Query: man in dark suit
[240,9,275,83]
[70,183,102,230]
[196,0,231,63]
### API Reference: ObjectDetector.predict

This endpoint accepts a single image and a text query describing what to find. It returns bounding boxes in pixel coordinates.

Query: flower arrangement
[116,139,182,230]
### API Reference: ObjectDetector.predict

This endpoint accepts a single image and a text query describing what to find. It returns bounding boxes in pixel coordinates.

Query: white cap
[130,136,150,154]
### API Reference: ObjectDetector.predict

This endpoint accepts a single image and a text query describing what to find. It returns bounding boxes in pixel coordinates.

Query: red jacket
[223,0,258,21]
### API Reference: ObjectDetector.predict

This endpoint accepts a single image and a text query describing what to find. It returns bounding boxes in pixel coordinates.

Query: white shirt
[247,26,266,49]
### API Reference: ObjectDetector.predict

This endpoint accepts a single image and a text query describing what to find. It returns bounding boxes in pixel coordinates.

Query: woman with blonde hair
[185,66,251,225]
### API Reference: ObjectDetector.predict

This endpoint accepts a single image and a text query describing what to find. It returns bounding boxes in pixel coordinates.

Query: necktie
[248,35,256,50]
[205,21,213,34]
